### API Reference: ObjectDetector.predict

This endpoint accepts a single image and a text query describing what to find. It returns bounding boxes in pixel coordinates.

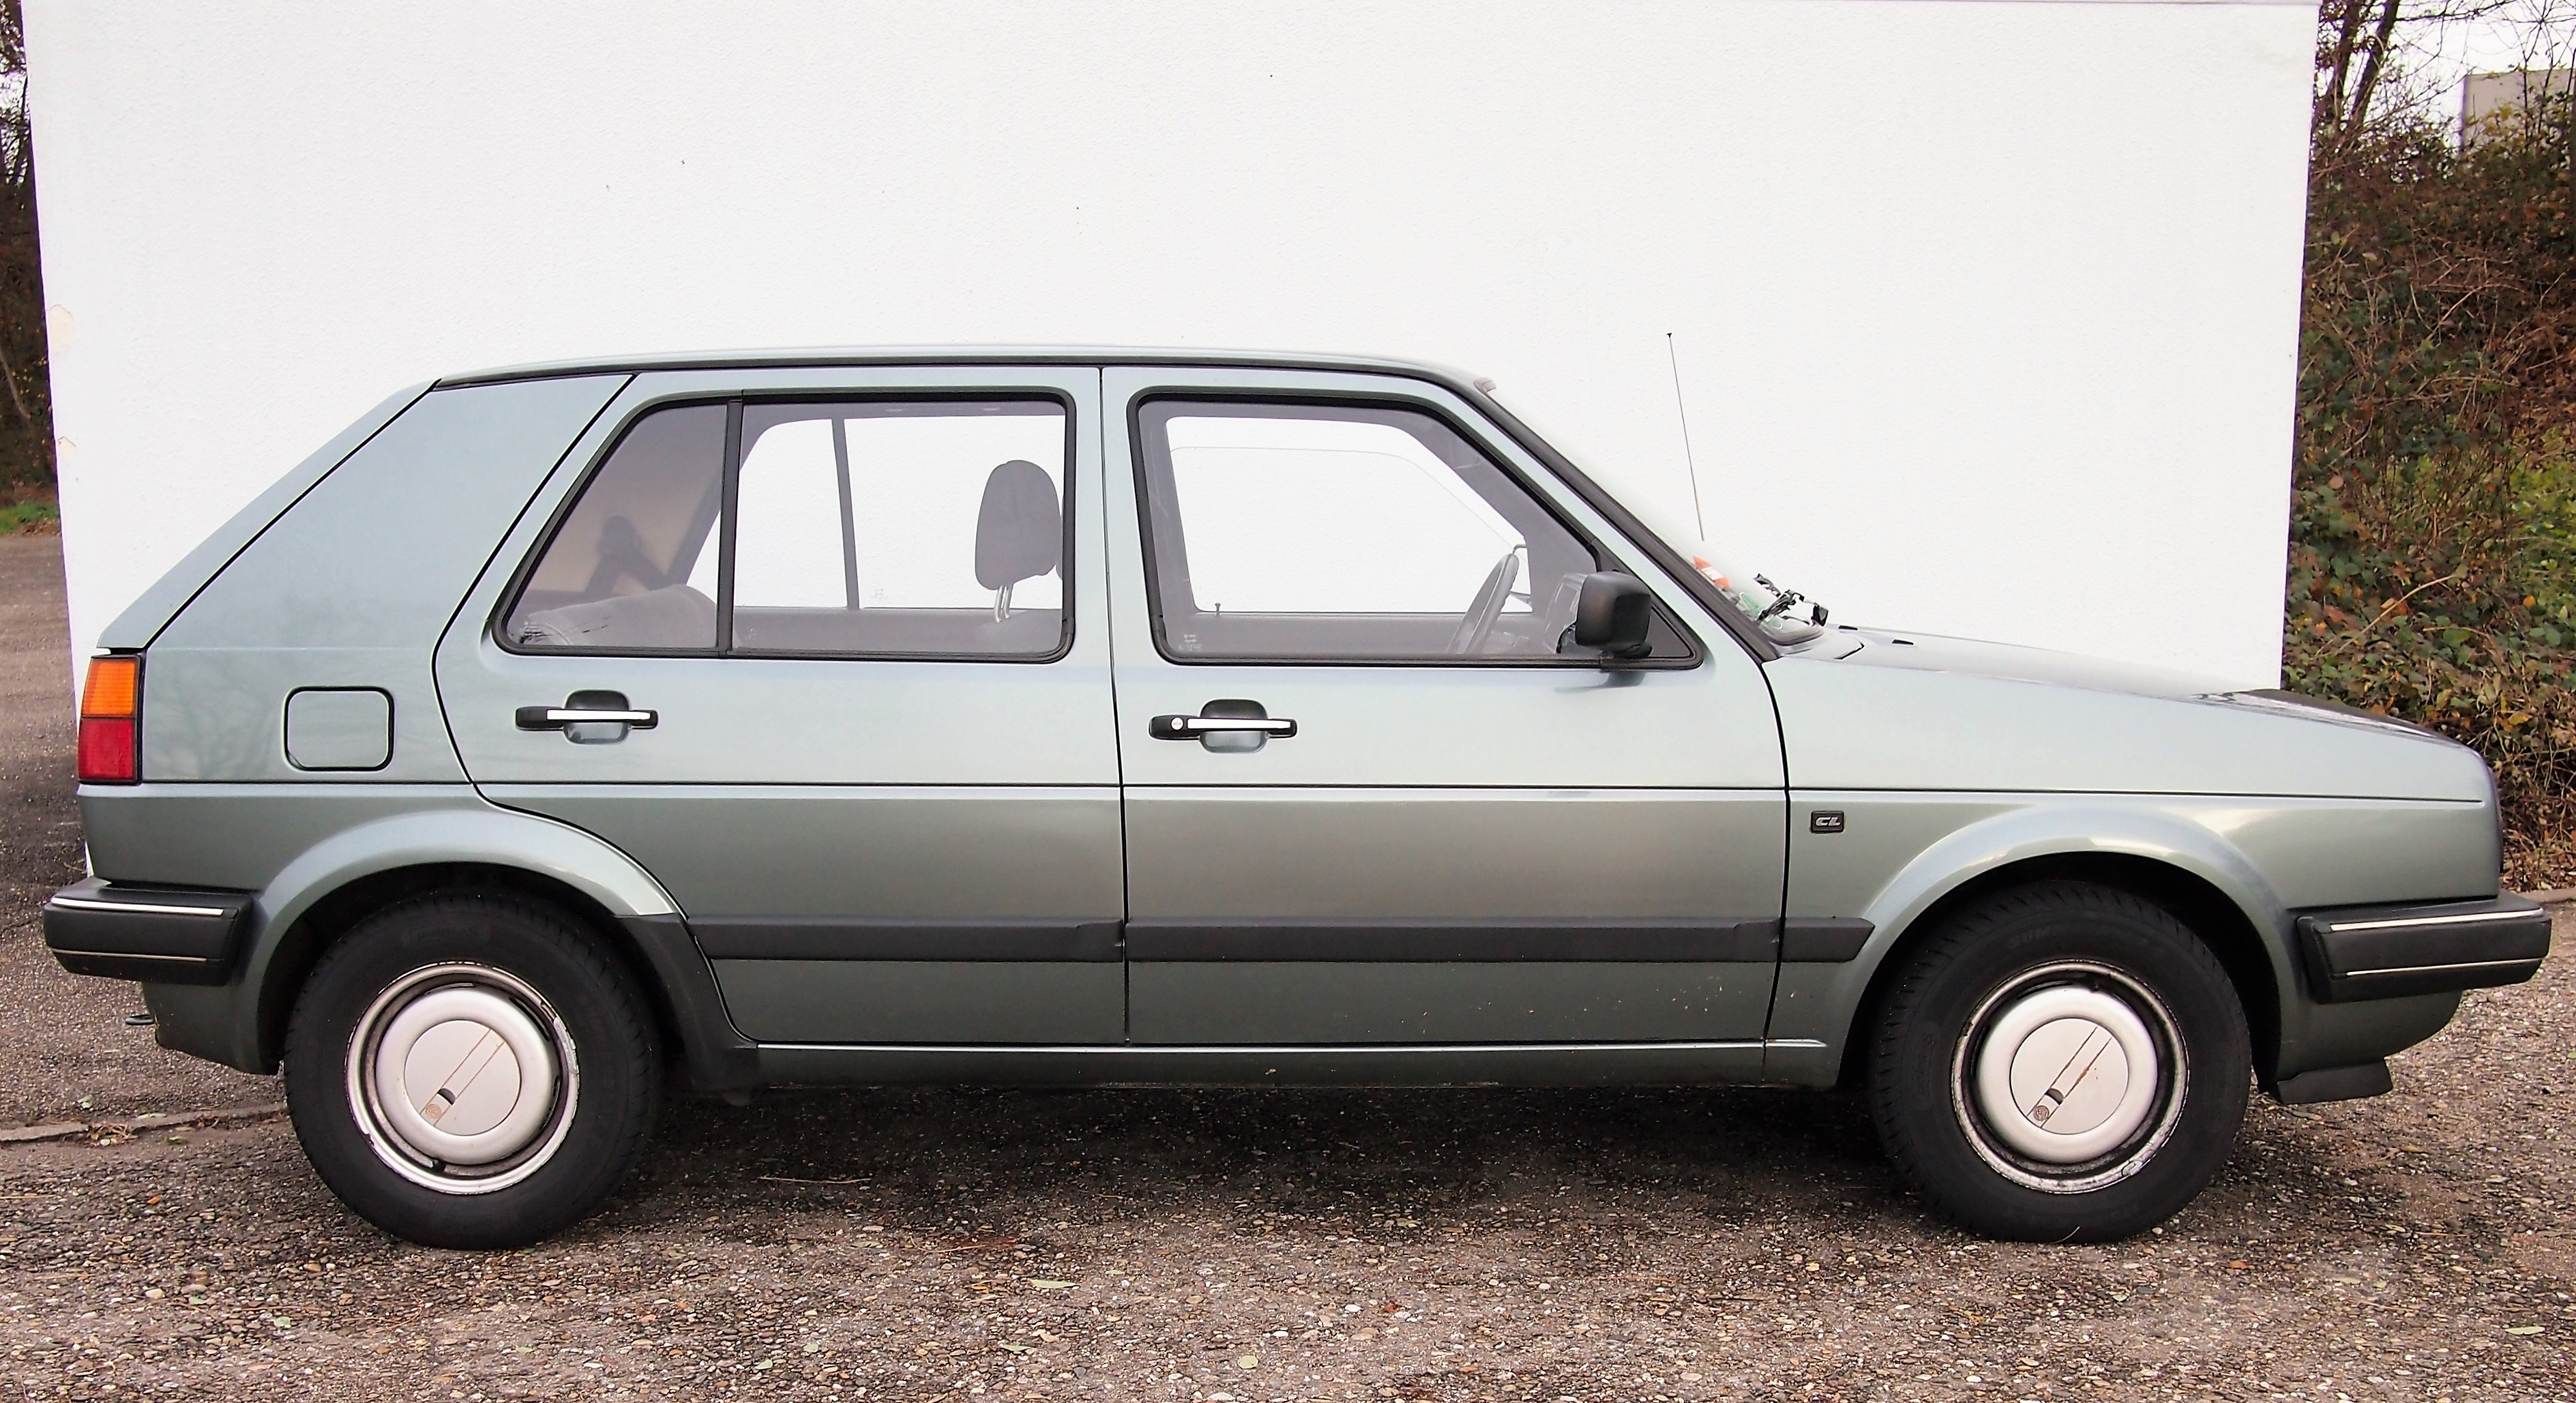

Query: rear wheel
[283,893,662,1249]
[1867,882,2250,1241]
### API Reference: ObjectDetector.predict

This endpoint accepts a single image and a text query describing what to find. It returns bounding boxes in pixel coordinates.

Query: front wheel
[1867,882,2251,1241]
[283,893,662,1249]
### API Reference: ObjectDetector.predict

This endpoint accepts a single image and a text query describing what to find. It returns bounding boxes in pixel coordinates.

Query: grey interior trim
[690,918,1123,962]
[1123,918,1780,962]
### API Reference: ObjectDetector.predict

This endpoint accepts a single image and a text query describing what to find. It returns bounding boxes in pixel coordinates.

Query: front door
[1104,366,1787,1048]
[436,366,1123,1044]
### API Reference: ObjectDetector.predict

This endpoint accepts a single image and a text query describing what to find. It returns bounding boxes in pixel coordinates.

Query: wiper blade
[1753,574,1828,627]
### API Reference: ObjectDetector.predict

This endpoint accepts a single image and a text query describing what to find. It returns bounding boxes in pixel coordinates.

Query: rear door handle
[516,707,658,729]
[516,690,655,743]
[1150,700,1294,752]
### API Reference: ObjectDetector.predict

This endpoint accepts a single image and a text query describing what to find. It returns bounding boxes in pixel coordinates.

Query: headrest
[974,460,1061,590]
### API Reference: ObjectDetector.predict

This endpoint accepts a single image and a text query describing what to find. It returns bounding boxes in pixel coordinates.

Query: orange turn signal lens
[76,656,141,784]
[80,655,140,719]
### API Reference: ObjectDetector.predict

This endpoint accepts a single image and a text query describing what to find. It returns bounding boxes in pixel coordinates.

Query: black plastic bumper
[2295,893,2552,1003]
[42,878,254,986]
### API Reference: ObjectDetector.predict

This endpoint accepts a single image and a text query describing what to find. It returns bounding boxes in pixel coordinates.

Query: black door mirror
[1567,572,1654,660]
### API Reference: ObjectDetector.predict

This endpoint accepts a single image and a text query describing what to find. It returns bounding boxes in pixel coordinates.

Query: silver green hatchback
[42,350,2549,1249]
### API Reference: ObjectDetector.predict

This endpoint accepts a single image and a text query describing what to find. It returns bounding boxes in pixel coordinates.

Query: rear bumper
[2295,894,2551,1003]
[41,878,254,986]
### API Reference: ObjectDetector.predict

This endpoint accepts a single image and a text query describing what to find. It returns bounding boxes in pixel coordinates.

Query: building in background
[2462,68,2573,143]
[26,0,2318,688]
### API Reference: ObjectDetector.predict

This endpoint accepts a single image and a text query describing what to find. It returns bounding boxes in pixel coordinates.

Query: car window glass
[505,403,725,651]
[1168,414,1528,614]
[1135,399,1681,663]
[846,414,1064,613]
[731,401,1067,656]
[733,417,845,609]
[505,396,1069,659]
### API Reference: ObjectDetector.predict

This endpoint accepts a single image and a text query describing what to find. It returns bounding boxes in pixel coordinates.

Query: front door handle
[1151,699,1295,752]
[1149,715,1298,739]
[517,690,656,743]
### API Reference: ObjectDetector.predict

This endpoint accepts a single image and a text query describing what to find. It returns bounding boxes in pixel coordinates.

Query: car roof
[435,346,1491,390]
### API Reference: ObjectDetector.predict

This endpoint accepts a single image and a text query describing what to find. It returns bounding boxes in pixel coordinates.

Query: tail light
[77,655,141,784]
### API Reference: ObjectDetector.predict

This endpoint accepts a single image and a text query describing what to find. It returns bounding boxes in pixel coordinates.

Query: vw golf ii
[43,350,2550,1247]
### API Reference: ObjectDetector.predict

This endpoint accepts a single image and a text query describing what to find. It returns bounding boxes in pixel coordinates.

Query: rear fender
[145,805,687,1073]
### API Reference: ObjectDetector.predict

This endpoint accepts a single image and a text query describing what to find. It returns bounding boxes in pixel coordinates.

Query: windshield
[1487,391,1830,644]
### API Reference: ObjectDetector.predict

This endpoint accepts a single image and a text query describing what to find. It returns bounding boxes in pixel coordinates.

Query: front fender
[145,801,679,1073]
[1764,794,2300,1085]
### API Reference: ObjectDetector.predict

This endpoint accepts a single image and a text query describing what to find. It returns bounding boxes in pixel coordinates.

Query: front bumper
[41,878,254,986]
[2295,894,2552,1003]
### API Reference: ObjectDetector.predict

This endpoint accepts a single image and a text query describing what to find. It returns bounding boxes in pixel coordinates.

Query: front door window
[1134,399,1689,664]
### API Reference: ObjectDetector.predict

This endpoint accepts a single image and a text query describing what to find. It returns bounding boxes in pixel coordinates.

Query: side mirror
[1568,572,1654,660]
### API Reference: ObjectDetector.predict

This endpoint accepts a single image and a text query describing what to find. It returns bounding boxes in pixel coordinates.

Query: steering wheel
[1447,550,1522,655]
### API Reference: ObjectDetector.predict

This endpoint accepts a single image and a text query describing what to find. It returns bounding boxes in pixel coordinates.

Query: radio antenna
[1665,332,1708,540]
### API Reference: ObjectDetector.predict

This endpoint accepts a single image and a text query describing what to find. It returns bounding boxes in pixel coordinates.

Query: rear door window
[507,402,726,652]
[503,398,1071,659]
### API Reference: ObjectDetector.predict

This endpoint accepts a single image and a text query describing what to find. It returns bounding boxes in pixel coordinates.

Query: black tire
[1867,881,2250,1242]
[282,892,662,1249]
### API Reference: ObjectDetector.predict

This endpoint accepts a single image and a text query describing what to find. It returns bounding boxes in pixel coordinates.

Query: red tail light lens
[76,655,141,784]
[77,718,137,782]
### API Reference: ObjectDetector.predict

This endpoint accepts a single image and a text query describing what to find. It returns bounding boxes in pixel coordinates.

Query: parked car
[43,350,2550,1249]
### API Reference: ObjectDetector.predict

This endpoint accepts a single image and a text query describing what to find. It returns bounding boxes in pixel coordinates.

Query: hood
[1808,627,2446,741]
[1805,627,2234,699]
[1764,627,2490,801]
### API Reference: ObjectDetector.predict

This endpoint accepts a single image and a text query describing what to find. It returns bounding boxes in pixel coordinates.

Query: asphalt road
[0,532,2571,1403]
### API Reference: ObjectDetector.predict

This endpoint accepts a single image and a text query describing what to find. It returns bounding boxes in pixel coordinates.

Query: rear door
[1104,366,1788,1050]
[435,366,1121,1044]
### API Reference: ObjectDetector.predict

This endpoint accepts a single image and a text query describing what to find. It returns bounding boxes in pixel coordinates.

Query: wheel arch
[186,807,753,1093]
[1773,803,2303,1092]
[256,860,678,1075]
[1831,851,2285,1092]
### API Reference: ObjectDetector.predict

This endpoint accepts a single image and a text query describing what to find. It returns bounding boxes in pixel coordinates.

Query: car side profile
[42,350,2551,1248]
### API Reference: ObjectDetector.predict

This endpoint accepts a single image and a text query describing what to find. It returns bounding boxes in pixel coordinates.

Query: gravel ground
[0,536,271,1122]
[0,532,2571,1402]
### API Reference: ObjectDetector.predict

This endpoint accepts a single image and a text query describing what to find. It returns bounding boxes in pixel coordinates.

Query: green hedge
[2287,95,2575,882]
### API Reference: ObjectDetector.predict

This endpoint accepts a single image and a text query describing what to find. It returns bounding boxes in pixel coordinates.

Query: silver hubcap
[347,964,578,1195]
[1953,962,2185,1193]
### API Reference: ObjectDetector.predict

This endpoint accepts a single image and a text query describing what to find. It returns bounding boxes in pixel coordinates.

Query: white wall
[26,0,2316,688]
